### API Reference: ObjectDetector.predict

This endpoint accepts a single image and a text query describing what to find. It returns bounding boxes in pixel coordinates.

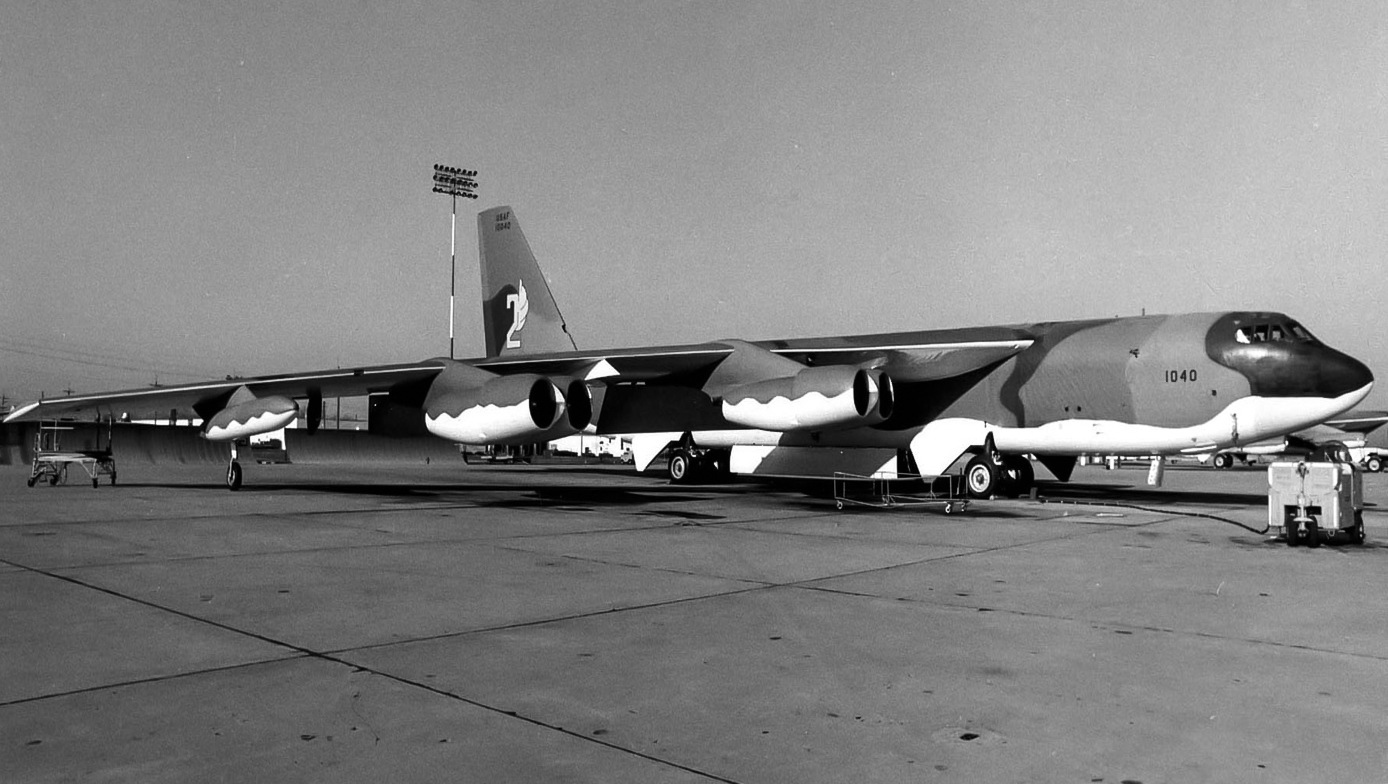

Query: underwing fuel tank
[721,367,893,432]
[423,362,592,445]
[202,396,299,441]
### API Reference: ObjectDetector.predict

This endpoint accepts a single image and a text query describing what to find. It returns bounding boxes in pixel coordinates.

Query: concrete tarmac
[3,459,1387,783]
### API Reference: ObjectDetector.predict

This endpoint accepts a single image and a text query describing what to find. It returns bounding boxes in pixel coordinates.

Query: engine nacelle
[423,366,593,445]
[202,395,299,441]
[721,367,893,431]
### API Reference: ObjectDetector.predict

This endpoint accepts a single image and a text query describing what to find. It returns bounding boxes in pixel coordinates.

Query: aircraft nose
[1316,349,1375,398]
[1224,343,1373,399]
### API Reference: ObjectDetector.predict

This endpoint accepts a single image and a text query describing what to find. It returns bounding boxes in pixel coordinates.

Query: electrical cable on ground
[1039,497,1270,535]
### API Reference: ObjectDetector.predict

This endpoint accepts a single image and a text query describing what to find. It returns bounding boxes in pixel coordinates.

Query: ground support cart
[1268,453,1364,547]
[26,421,117,489]
[832,471,969,514]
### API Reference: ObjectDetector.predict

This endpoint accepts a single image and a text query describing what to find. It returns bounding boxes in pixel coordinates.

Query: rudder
[477,206,576,358]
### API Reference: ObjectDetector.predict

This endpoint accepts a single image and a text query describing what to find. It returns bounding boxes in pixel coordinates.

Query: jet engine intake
[721,367,893,431]
[202,395,299,441]
[423,368,592,445]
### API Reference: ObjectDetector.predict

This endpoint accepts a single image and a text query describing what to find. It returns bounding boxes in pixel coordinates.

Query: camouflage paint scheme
[5,206,1373,494]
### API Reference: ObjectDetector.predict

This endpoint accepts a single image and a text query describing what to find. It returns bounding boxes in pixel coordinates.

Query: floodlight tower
[431,164,479,357]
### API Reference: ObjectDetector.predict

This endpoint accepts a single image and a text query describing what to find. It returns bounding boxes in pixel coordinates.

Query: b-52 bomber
[6,206,1374,497]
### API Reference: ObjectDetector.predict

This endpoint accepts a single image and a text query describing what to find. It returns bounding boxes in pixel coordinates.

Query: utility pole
[431,165,479,358]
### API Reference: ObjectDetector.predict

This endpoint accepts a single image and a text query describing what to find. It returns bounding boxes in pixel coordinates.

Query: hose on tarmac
[1039,497,1270,535]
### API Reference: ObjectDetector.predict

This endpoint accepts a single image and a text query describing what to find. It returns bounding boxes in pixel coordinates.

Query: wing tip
[3,401,41,423]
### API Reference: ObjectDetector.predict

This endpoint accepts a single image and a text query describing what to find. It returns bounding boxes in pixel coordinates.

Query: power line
[0,338,217,381]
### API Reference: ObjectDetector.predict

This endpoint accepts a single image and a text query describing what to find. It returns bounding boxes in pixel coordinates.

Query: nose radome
[1213,341,1373,399]
[1322,349,1374,399]
[1251,346,1374,399]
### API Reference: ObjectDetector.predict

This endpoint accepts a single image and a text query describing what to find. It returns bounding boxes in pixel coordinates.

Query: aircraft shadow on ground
[106,474,1050,519]
[109,479,743,509]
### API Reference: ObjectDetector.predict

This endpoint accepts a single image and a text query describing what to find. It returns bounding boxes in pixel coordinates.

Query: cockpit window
[1235,321,1318,345]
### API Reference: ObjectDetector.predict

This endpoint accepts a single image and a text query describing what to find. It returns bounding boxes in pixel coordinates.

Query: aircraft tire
[1000,455,1034,498]
[227,461,243,491]
[1305,518,1320,548]
[964,455,998,499]
[668,450,692,484]
[708,449,733,481]
[1212,453,1232,470]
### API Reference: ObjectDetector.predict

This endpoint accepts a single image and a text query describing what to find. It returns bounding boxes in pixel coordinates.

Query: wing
[4,361,446,424]
[1320,410,1388,435]
[469,328,1035,434]
[4,327,1033,441]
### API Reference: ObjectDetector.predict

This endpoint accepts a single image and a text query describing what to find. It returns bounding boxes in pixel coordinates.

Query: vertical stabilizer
[477,206,576,358]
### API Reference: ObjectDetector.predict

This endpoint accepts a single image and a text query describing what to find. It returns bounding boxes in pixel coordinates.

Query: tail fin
[477,206,577,358]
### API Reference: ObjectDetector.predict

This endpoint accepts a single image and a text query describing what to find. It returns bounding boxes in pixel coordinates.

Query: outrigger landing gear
[226,440,244,491]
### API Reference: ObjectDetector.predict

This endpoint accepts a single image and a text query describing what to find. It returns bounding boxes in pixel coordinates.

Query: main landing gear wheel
[668,450,692,484]
[226,461,243,491]
[964,455,998,499]
[999,455,1034,498]
[1212,453,1233,470]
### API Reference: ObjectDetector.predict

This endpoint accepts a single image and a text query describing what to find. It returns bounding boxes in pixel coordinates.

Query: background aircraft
[5,206,1374,496]
[1203,409,1388,470]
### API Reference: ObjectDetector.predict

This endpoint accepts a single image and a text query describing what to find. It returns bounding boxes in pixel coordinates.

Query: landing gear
[226,439,244,491]
[1000,455,1034,498]
[667,445,731,484]
[668,450,692,484]
[964,452,1035,499]
[964,455,998,499]
[1212,453,1233,470]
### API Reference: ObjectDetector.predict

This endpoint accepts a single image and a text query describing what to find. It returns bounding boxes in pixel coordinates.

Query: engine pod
[424,372,568,445]
[721,367,892,431]
[202,395,299,441]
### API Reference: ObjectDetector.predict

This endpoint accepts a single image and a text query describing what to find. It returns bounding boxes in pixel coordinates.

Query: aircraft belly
[729,445,899,479]
[591,385,727,434]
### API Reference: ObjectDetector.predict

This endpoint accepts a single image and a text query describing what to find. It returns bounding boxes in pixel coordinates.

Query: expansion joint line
[0,556,746,784]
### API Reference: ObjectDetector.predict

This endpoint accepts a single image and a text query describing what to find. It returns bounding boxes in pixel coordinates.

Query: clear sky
[3,1,1386,407]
